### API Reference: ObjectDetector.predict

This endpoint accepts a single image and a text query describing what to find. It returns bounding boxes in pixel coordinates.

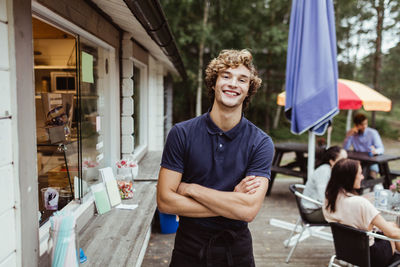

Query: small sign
[82,52,94,83]
[96,116,101,132]
[96,153,104,162]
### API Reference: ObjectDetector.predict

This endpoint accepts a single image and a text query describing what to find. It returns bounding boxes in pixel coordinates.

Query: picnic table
[364,191,400,226]
[347,151,400,190]
[267,142,400,195]
[268,142,325,195]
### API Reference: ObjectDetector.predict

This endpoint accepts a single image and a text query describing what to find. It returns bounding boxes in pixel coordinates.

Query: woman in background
[323,158,400,267]
[301,146,347,223]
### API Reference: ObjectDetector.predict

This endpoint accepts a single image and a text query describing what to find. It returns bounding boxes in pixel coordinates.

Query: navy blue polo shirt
[161,112,274,230]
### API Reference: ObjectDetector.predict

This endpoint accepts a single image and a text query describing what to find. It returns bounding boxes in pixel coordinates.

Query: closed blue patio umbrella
[285,0,339,177]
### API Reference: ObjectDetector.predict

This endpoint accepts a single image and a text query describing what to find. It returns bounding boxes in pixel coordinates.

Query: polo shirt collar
[205,111,245,140]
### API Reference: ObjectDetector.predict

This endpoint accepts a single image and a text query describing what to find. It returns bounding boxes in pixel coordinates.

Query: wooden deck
[142,177,335,267]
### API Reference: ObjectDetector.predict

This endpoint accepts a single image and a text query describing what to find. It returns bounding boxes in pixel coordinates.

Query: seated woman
[301,146,347,223]
[323,158,400,267]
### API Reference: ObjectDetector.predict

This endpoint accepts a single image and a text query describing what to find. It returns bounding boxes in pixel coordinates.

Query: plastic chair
[328,222,400,267]
[285,184,330,263]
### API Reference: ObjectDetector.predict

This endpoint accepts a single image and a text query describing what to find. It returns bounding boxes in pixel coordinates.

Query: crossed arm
[156,167,269,222]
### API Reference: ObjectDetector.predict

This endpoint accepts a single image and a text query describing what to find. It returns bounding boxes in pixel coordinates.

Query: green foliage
[162,0,400,142]
[379,44,400,101]
[162,0,291,125]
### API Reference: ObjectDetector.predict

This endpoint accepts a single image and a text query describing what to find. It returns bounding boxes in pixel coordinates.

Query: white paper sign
[96,116,101,132]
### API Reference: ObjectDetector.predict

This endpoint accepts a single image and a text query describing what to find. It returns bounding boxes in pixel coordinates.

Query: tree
[196,0,210,117]
[334,0,369,79]
[162,0,291,129]
[162,1,399,134]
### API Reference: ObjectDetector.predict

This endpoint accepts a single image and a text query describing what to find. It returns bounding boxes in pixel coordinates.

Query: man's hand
[177,176,262,198]
[177,176,269,222]
[234,176,261,194]
[346,126,358,137]
[177,182,190,197]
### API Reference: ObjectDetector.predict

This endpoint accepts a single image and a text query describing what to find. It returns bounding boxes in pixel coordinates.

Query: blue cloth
[161,112,274,230]
[285,0,338,135]
[343,127,384,154]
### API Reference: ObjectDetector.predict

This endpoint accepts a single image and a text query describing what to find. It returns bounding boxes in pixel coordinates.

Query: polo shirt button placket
[215,134,224,160]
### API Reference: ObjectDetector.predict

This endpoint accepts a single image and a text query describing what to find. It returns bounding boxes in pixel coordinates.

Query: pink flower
[116,159,138,169]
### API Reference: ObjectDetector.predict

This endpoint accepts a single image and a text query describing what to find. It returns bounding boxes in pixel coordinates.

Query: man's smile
[222,90,240,96]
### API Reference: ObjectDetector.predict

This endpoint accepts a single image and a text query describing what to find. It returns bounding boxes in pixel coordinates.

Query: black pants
[303,208,327,224]
[169,221,255,267]
[370,236,396,267]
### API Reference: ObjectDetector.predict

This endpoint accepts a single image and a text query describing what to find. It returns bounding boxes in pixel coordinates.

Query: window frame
[130,58,148,162]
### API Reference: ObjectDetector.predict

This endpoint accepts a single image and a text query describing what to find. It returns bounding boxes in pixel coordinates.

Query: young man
[157,49,274,266]
[343,113,384,177]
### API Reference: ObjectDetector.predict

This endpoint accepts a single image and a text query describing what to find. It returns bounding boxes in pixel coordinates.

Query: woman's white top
[302,164,331,210]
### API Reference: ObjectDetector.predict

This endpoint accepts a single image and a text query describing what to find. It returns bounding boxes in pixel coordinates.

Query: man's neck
[209,102,242,132]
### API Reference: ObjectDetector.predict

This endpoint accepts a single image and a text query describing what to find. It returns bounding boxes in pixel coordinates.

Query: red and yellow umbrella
[277,79,392,112]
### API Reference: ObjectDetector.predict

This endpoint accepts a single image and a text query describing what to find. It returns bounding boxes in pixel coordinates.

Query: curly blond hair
[205,49,262,110]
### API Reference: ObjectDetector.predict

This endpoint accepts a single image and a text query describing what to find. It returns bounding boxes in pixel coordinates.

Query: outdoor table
[347,151,400,190]
[268,142,325,195]
[364,192,400,226]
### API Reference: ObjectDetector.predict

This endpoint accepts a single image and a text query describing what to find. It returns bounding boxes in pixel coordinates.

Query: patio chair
[328,222,400,267]
[285,184,330,263]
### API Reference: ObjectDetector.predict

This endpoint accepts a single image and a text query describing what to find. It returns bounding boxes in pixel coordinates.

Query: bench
[271,166,307,179]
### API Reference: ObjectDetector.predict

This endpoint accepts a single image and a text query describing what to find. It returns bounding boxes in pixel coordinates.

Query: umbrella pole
[346,110,353,132]
[307,131,315,180]
[326,125,332,148]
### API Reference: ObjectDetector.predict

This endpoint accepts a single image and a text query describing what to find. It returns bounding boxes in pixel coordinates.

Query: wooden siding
[13,0,40,265]
[133,41,149,66]
[36,0,120,49]
[147,56,165,151]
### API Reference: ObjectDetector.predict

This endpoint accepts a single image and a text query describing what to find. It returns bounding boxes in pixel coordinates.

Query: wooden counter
[78,181,157,267]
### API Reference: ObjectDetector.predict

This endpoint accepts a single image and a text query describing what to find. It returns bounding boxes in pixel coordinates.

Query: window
[132,60,148,159]
[33,17,79,225]
[78,37,107,192]
[33,17,113,225]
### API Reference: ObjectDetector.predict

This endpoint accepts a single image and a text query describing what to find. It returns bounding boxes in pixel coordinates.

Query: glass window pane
[33,17,78,225]
[79,38,106,191]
